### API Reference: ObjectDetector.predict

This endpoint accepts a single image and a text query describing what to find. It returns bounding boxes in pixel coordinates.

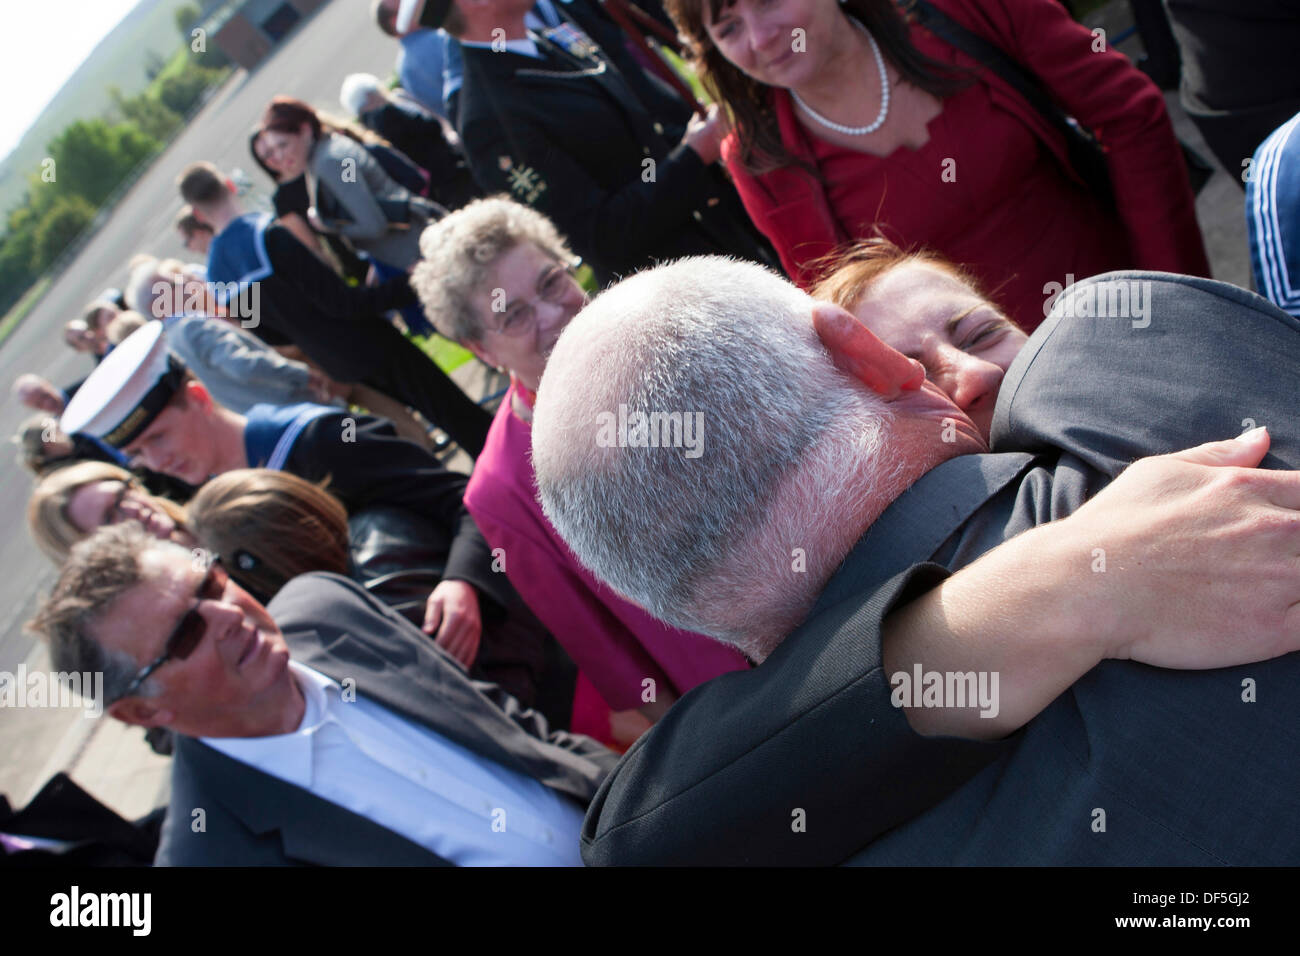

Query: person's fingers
[1158,428,1300,513]
[1164,427,1270,467]
[436,617,472,667]
[422,596,442,635]
[434,611,462,648]
[451,634,474,669]
[812,304,925,397]
[460,632,480,668]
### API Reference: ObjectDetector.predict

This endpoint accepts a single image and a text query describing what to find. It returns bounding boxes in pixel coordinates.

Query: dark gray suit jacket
[155,573,617,866]
[582,272,1300,865]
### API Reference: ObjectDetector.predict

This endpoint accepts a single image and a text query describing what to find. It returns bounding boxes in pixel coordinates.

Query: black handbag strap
[910,0,1090,149]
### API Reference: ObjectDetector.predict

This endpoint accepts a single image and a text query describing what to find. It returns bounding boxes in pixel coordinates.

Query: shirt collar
[199,662,338,789]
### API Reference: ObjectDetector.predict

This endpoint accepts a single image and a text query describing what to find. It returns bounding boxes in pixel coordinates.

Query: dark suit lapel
[270,573,607,804]
[177,737,447,866]
[814,453,1036,614]
[286,611,545,786]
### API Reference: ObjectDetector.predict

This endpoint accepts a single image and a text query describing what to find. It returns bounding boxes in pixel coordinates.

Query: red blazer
[723,0,1210,289]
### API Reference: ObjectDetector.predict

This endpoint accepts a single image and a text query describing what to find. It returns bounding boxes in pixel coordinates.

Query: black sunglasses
[115,561,229,703]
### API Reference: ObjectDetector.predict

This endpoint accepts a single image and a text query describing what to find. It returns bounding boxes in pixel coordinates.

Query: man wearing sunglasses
[31,523,615,866]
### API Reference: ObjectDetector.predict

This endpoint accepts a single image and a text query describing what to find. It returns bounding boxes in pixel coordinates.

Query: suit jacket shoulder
[581,564,1010,865]
[993,271,1300,475]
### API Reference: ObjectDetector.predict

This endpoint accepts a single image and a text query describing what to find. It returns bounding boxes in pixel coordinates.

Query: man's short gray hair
[340,73,384,117]
[125,257,166,318]
[412,197,577,344]
[27,523,180,703]
[532,257,898,658]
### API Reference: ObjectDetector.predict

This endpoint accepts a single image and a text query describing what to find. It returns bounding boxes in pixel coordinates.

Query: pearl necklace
[790,21,890,136]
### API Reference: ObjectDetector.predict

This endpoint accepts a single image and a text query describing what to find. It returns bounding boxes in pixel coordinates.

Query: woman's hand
[1068,427,1300,668]
[682,104,730,165]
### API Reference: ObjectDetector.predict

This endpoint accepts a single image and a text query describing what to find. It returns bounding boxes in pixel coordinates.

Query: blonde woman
[27,462,190,563]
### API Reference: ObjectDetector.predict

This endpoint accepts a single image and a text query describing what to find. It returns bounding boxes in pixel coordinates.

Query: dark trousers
[363,330,492,458]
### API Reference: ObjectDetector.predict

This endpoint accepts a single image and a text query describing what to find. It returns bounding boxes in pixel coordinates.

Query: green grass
[659,47,710,106]
[412,332,475,375]
[150,47,196,93]
[0,276,52,348]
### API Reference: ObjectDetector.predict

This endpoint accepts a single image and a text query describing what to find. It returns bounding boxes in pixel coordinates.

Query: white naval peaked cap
[60,321,188,448]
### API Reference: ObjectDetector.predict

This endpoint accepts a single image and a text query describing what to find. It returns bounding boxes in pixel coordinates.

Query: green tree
[0,227,38,310]
[31,194,96,272]
[158,66,219,116]
[46,119,159,207]
[144,49,167,82]
[175,2,200,36]
[110,87,181,142]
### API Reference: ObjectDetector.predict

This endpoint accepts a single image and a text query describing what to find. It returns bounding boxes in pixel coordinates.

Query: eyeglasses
[483,263,577,338]
[105,482,134,524]
[115,561,229,703]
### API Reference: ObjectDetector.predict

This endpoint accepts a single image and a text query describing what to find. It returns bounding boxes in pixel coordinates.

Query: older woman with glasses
[412,199,749,730]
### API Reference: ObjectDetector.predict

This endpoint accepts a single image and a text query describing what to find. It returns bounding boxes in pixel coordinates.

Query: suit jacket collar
[814,452,1036,615]
[287,618,546,788]
[275,574,607,804]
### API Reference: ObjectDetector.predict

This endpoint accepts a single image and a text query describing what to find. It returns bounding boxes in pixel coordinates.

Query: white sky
[0,0,144,158]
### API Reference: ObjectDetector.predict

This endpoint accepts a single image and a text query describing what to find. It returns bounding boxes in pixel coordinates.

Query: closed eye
[963,320,1014,351]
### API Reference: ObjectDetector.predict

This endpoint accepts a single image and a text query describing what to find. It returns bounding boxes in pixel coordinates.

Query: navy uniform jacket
[155,573,616,866]
[581,272,1300,865]
[207,215,418,382]
[243,403,507,611]
[455,0,777,285]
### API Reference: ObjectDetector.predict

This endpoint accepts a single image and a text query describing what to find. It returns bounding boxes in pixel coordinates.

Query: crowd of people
[8,0,1300,866]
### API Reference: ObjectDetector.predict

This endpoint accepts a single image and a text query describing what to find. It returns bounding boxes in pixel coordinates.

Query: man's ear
[812,302,925,399]
[225,178,237,197]
[108,697,173,729]
[184,379,214,412]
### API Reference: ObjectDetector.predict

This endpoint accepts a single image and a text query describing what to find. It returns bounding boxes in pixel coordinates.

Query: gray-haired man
[532,256,1300,865]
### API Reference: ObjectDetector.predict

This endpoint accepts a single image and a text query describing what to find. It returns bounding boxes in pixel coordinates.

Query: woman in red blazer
[666,0,1210,332]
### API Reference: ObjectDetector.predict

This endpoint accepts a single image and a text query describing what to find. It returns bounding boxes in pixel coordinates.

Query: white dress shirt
[204,662,585,866]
